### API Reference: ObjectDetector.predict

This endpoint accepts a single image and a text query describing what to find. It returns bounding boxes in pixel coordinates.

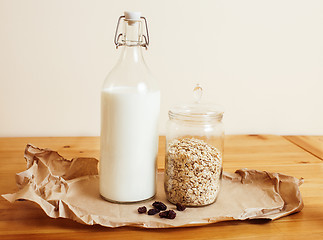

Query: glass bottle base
[100,194,156,204]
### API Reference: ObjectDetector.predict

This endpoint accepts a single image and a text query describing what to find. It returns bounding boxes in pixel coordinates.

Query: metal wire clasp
[114,15,150,49]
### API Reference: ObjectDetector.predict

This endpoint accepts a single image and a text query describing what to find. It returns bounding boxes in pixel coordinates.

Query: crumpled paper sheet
[2,144,304,228]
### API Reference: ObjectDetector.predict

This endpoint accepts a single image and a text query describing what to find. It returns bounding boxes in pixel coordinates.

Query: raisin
[159,211,168,218]
[137,206,147,214]
[167,210,176,219]
[152,201,167,211]
[176,203,186,211]
[148,208,160,215]
[159,210,176,219]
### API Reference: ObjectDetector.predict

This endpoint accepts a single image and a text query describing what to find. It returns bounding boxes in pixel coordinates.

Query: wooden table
[0,135,322,239]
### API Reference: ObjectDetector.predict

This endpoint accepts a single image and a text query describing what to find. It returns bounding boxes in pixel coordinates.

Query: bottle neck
[119,45,144,64]
[117,21,145,64]
[123,21,143,46]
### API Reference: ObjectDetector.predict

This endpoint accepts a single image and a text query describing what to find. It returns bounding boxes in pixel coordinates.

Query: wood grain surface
[0,135,322,239]
[284,135,323,160]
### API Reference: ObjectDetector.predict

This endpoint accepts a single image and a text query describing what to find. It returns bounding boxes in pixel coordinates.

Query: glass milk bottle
[100,12,160,203]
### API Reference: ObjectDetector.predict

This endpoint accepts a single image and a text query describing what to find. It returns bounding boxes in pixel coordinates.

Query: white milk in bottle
[100,12,160,203]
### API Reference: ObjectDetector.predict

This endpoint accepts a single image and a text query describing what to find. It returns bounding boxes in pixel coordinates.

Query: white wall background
[0,0,322,137]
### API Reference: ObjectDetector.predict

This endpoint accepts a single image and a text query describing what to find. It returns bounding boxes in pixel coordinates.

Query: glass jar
[164,85,224,206]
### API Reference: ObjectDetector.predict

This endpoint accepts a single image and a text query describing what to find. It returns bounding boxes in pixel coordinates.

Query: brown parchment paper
[2,144,304,228]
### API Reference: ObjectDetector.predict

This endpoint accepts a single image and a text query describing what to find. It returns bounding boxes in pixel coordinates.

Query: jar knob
[193,84,203,103]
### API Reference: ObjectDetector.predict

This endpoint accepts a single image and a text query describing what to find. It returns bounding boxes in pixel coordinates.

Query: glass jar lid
[169,84,224,122]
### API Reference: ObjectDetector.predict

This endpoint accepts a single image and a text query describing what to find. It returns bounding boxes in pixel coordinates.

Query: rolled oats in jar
[165,85,224,207]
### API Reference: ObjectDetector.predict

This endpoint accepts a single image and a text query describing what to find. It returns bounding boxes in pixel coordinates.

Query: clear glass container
[100,12,160,203]
[165,85,224,206]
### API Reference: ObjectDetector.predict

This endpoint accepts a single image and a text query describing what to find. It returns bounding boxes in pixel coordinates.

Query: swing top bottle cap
[124,11,141,25]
